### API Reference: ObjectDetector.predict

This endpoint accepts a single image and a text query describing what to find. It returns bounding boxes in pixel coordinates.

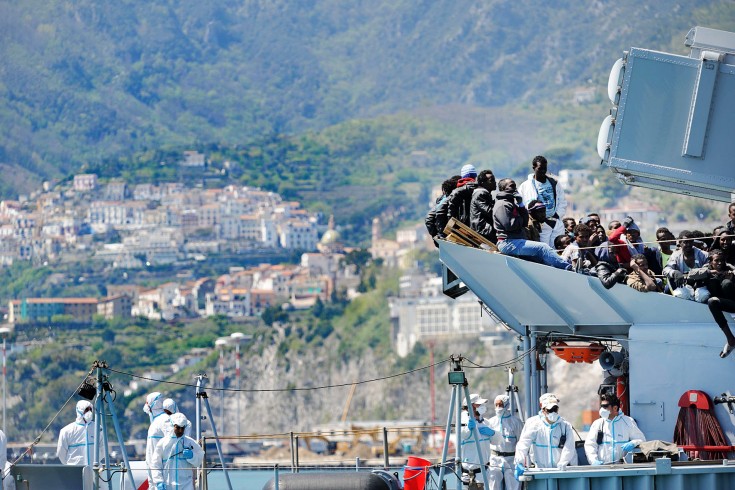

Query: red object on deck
[138,480,149,490]
[550,341,606,364]
[677,390,712,410]
[678,445,735,451]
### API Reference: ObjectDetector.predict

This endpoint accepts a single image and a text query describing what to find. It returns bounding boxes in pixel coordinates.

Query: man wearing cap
[514,393,577,479]
[460,393,495,486]
[435,164,479,237]
[144,392,173,488]
[584,392,645,465]
[518,156,567,247]
[486,395,523,490]
[151,413,204,490]
[57,400,95,465]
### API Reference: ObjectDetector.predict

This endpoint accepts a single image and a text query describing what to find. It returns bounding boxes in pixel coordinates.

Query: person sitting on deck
[712,228,735,266]
[470,169,498,243]
[524,200,547,242]
[562,223,598,273]
[656,227,677,270]
[562,217,576,238]
[626,254,662,293]
[725,202,735,237]
[594,240,627,289]
[436,164,479,234]
[553,234,571,256]
[492,179,572,271]
[687,249,735,358]
[663,230,708,293]
[425,175,460,245]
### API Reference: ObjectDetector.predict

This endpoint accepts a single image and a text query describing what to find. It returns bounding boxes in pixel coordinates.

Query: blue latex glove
[478,426,495,437]
[514,462,525,480]
[621,441,637,452]
[591,460,604,466]
[156,483,166,490]
[181,448,194,460]
[467,418,476,430]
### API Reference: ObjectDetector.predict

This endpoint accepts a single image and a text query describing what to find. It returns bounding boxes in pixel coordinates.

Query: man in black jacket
[434,165,478,239]
[493,179,572,270]
[426,175,460,245]
[470,169,497,243]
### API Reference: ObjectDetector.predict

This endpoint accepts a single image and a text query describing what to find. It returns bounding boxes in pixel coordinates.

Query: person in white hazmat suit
[486,395,523,490]
[163,398,191,437]
[514,393,577,479]
[145,392,173,487]
[584,392,645,465]
[56,400,94,465]
[151,413,204,490]
[459,393,495,486]
[0,428,9,489]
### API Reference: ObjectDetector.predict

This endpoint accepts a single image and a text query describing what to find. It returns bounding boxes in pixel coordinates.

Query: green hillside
[1,0,734,197]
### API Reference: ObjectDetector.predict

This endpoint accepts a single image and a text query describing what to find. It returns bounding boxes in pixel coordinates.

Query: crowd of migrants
[426,156,735,359]
[454,391,643,489]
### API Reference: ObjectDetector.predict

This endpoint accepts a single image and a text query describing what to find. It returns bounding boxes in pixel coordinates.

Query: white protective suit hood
[75,400,94,424]
[170,413,190,432]
[145,392,165,417]
[163,398,178,414]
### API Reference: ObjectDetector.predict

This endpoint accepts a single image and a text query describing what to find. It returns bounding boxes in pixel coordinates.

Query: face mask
[143,403,151,414]
[545,412,559,423]
[477,405,486,416]
[83,411,93,423]
[495,406,507,416]
[599,408,611,420]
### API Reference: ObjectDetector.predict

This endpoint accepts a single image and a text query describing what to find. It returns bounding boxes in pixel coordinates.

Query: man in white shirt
[518,156,567,247]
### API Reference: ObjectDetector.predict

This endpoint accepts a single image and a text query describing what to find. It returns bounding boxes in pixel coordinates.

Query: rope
[108,357,453,392]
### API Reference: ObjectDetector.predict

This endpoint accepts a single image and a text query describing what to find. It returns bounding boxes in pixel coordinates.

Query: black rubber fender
[262,471,401,490]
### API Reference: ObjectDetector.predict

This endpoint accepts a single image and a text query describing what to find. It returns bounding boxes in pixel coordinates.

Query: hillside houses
[0,171,320,267]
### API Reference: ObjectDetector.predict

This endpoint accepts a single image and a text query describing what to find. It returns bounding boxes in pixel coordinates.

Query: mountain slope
[0,0,733,195]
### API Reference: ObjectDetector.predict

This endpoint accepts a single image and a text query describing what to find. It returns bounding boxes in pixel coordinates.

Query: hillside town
[0,157,504,356]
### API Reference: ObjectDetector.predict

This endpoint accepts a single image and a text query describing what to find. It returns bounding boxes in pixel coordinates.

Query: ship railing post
[295,435,300,473]
[289,432,295,473]
[274,463,279,490]
[383,426,389,469]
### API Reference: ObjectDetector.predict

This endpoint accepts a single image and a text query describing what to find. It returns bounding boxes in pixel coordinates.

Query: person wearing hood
[493,179,572,270]
[518,156,567,247]
[584,393,645,465]
[163,398,192,437]
[57,400,95,465]
[459,393,494,486]
[486,395,523,490]
[151,413,204,490]
[435,164,479,237]
[514,393,577,479]
[145,392,173,488]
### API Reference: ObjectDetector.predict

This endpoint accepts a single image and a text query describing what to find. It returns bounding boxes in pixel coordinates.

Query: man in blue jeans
[492,179,572,270]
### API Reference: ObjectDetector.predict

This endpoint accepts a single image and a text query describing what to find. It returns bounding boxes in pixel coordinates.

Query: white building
[279,219,318,250]
[390,275,506,357]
